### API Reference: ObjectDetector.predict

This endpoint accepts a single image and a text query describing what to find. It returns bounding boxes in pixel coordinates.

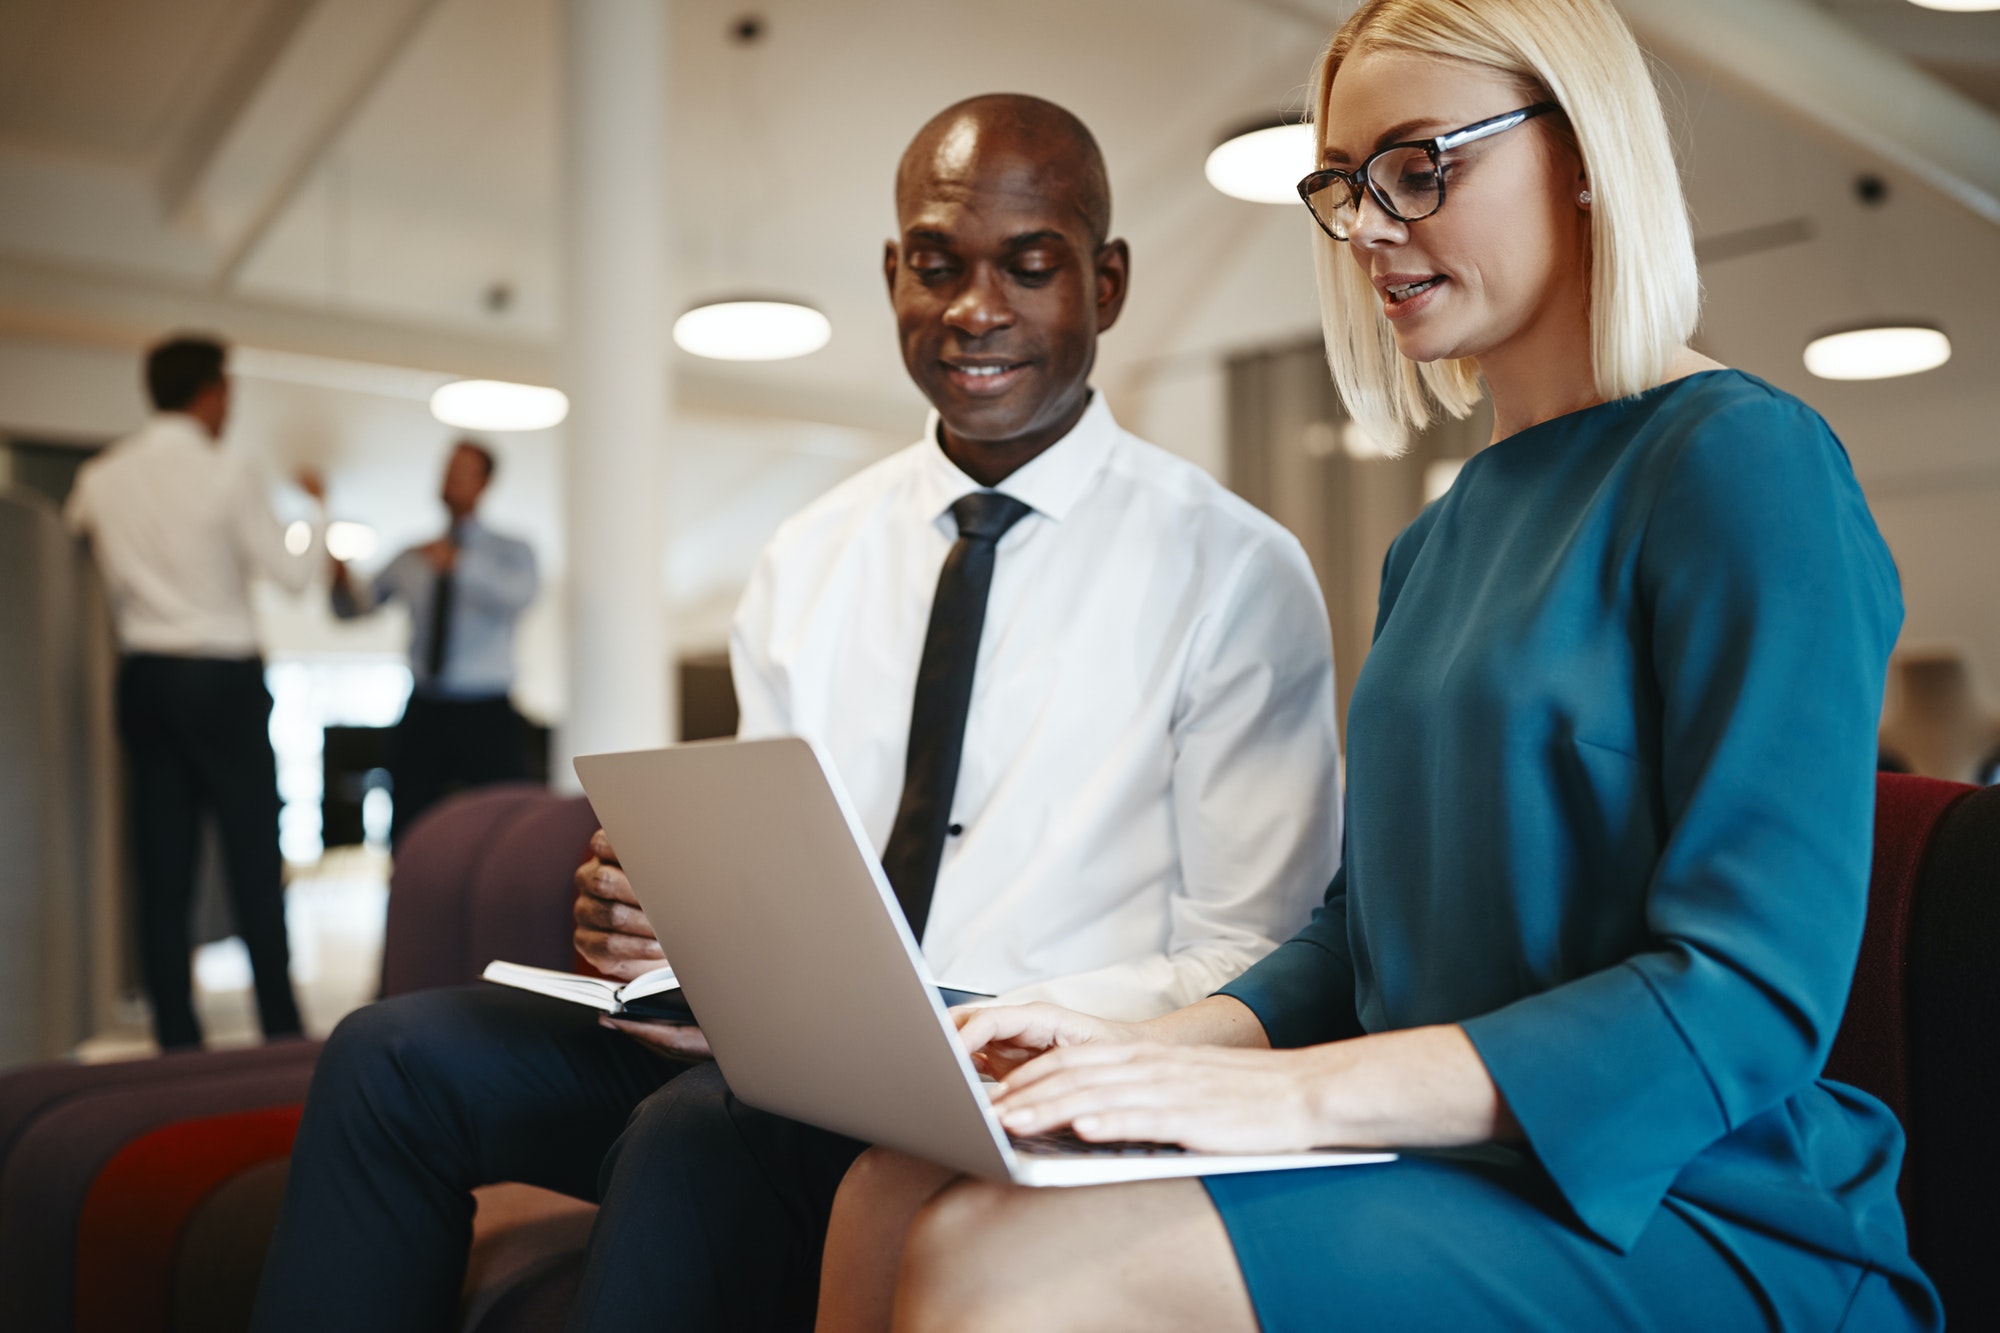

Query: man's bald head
[884,94,1129,484]
[895,93,1111,246]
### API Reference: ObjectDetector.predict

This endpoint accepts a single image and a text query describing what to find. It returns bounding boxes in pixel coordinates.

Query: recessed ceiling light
[1205,122,1315,205]
[673,299,831,361]
[1905,0,2000,12]
[1803,325,1952,380]
[429,380,570,431]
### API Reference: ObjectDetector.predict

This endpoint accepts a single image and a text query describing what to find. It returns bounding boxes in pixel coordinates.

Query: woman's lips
[1381,276,1447,321]
[942,362,1029,395]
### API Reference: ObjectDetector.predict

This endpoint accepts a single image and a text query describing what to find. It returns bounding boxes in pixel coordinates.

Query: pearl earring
[1578,189,1593,206]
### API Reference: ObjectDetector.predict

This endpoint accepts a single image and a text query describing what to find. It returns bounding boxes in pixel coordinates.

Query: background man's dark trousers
[389,692,528,845]
[252,985,865,1332]
[116,653,302,1049]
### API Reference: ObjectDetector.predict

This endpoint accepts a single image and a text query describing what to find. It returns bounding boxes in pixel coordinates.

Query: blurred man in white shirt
[257,96,1341,1332]
[332,439,539,842]
[65,333,318,1050]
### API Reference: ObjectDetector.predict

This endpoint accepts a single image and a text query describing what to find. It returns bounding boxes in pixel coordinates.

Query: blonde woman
[813,0,1943,1329]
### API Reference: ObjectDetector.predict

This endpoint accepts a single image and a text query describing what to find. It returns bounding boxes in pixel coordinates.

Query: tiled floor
[75,846,391,1062]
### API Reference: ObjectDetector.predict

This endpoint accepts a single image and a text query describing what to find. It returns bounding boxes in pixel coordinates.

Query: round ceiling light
[1803,324,1951,381]
[673,299,831,361]
[1205,121,1316,204]
[430,379,570,431]
[1905,0,2000,12]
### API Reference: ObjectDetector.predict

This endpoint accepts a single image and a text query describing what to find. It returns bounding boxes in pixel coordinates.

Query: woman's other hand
[951,1003,1142,1081]
[991,1042,1330,1152]
[990,1023,1517,1154]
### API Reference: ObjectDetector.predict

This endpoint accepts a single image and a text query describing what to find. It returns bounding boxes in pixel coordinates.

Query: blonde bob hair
[1313,0,1700,446]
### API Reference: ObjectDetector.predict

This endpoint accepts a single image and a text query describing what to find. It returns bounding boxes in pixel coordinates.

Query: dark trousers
[116,654,302,1049]
[390,693,528,845]
[251,986,866,1332]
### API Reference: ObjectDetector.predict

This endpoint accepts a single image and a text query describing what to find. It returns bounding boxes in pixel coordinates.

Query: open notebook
[482,960,696,1023]
[483,959,995,1026]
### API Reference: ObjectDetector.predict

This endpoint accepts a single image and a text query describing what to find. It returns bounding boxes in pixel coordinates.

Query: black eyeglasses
[1297,102,1560,242]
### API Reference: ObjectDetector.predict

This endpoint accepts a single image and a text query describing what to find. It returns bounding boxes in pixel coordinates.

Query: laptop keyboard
[1008,1125,1188,1158]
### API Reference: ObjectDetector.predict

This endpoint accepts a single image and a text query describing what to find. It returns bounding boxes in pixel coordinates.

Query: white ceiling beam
[0,251,548,385]
[155,0,324,218]
[1617,0,2000,226]
[0,253,924,437]
[167,0,446,287]
[1828,5,2000,70]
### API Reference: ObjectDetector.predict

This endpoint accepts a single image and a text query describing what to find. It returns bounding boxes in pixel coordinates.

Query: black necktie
[880,490,1033,941]
[426,538,457,682]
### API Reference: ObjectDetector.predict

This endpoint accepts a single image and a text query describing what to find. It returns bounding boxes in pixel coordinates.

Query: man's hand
[575,831,711,1058]
[599,1015,713,1060]
[420,537,458,572]
[296,466,327,504]
[573,828,667,981]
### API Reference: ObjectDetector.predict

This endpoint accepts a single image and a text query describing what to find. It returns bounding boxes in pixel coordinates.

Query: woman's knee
[838,1146,956,1210]
[898,1178,1249,1333]
[898,1179,1055,1332]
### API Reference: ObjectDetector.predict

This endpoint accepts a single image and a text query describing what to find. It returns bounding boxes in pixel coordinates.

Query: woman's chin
[1390,334,1449,365]
[1389,325,1481,367]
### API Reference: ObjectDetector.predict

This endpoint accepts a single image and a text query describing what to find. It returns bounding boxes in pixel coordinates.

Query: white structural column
[560,0,674,771]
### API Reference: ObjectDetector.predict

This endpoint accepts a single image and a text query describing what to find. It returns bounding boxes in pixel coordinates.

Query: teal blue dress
[1206,371,1942,1330]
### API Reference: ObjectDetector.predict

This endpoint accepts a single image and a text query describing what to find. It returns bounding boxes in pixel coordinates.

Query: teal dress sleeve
[1220,509,1440,1049]
[1221,862,1361,1048]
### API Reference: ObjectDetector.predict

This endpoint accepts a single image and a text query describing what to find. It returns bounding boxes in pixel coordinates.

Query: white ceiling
[1,0,1998,677]
[0,0,1993,404]
[0,0,294,167]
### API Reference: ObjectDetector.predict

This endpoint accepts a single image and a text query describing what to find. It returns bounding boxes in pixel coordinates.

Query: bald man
[254,95,1341,1332]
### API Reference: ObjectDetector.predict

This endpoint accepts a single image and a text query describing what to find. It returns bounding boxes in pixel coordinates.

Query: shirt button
[948,823,964,837]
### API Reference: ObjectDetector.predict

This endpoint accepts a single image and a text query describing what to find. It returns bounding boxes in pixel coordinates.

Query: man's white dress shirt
[730,393,1342,1021]
[64,413,319,657]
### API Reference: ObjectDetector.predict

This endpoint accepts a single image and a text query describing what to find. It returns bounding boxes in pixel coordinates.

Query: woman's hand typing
[974,1018,1518,1154]
[951,1003,1146,1082]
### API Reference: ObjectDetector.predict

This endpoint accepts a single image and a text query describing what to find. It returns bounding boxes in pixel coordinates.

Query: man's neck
[160,410,220,442]
[937,391,1092,488]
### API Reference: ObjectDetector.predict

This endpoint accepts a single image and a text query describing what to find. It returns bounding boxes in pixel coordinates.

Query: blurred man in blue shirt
[332,440,538,842]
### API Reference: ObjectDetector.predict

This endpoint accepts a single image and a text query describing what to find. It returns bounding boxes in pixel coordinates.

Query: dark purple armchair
[0,784,601,1333]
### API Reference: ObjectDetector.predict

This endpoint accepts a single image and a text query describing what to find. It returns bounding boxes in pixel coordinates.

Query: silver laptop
[573,737,1394,1187]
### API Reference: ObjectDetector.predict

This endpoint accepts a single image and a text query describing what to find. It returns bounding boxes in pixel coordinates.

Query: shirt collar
[912,391,1119,527]
[147,412,216,446]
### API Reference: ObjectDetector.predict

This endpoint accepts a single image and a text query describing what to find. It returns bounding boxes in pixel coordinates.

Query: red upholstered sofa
[3,774,1994,1330]
[0,784,601,1333]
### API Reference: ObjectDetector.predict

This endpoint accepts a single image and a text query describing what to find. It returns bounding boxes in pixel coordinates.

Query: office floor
[75,846,391,1062]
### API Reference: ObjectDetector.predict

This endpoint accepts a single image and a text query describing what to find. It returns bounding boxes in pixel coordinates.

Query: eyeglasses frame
[1296,102,1562,242]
